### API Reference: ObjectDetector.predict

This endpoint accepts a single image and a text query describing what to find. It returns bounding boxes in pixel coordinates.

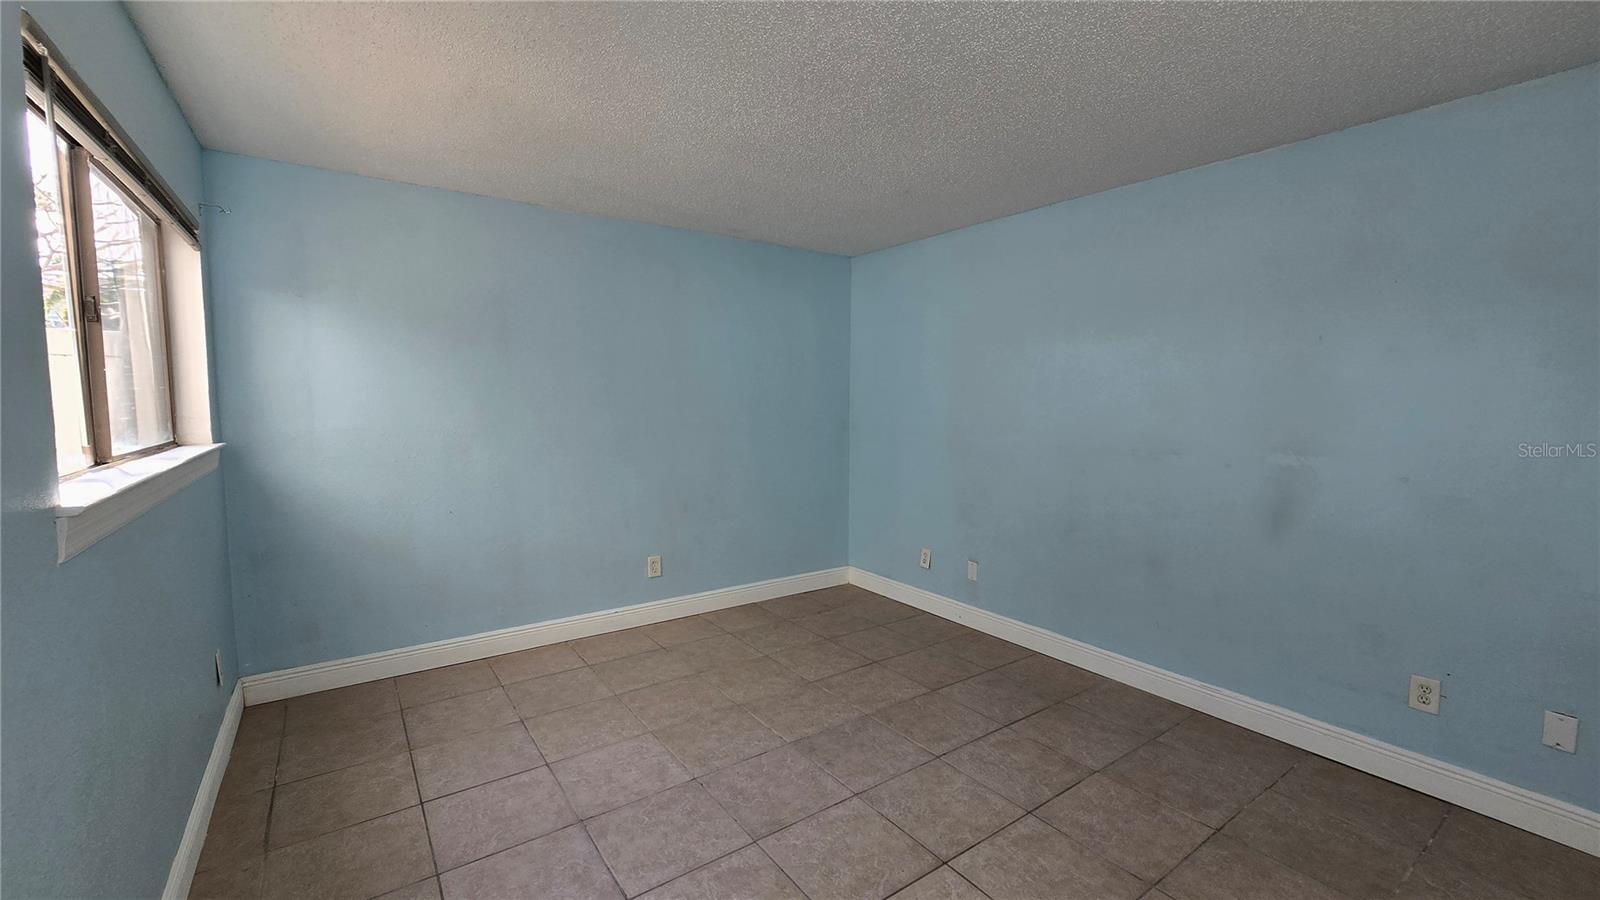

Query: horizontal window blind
[21,17,200,247]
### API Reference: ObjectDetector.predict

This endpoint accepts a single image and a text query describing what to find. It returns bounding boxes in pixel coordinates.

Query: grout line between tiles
[652,795,862,899]
[210,595,1535,900]
[1388,805,1456,898]
[401,707,444,883]
[257,702,1110,895]
[252,715,288,879]
[247,804,429,869]
[203,600,890,896]
[671,758,766,889]
[1145,739,1322,897]
[1156,733,1465,899]
[1039,713,1218,890]
[206,603,1084,890]
[532,735,633,900]
[363,876,435,900]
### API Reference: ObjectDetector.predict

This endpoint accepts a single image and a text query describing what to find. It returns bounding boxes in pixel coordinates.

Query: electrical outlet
[1543,711,1578,753]
[1408,675,1441,714]
[967,559,979,581]
[646,555,662,578]
[919,548,932,569]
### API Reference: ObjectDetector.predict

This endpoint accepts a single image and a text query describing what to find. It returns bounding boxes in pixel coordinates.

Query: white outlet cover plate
[919,549,931,570]
[647,555,662,578]
[1408,675,1441,714]
[1543,710,1578,753]
[967,560,979,581]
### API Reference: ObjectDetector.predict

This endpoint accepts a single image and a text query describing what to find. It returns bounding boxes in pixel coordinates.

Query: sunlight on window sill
[55,443,223,562]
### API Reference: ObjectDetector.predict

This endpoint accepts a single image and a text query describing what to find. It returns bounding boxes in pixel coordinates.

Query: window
[25,16,219,562]
[24,30,196,478]
[27,109,92,475]
[30,111,178,475]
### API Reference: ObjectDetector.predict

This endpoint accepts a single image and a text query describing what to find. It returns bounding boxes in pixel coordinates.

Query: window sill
[55,443,223,563]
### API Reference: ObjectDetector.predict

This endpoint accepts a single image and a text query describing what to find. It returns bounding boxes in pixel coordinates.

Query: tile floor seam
[929,717,1096,810]
[421,824,621,894]
[489,642,588,688]
[251,717,289,876]
[845,783,958,874]
[614,784,758,890]
[511,693,612,725]
[574,632,667,668]
[270,750,403,788]
[196,795,262,877]
[222,612,964,891]
[265,751,420,852]
[200,596,1585,900]
[752,791,903,861]
[985,811,1154,897]
[397,704,444,885]
[540,745,632,900]
[688,761,757,834]
[1379,804,1540,900]
[411,775,444,880]
[581,798,715,899]
[1060,700,1174,761]
[896,799,1031,867]
[1148,742,1333,899]
[1243,753,1436,899]
[988,709,1268,894]
[987,661,1102,700]
[652,721,704,782]
[951,868,997,900]
[896,733,1107,864]
[1061,766,1216,835]
[634,778,766,894]
[256,803,427,856]
[551,737,685,818]
[858,797,995,892]
[367,877,434,900]
[978,754,1087,819]
[252,662,1111,867]
[555,751,684,816]
[1266,754,1452,871]
[635,842,810,900]
[269,711,411,788]
[464,733,636,890]
[264,736,1011,896]
[1043,786,1212,893]
[432,833,542,878]
[412,758,560,832]
[616,670,741,730]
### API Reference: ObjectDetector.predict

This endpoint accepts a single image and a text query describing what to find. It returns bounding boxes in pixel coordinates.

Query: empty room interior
[3,2,1599,898]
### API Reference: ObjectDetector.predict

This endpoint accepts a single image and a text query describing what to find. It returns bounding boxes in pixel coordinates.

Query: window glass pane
[27,111,93,476]
[88,165,173,456]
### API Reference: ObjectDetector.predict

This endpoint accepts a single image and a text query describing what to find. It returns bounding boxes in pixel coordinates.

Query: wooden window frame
[27,100,179,472]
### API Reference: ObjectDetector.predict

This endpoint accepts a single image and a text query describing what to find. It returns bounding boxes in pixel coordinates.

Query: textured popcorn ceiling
[128,2,1599,256]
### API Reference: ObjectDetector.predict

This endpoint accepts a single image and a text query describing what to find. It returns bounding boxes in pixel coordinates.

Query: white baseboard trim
[163,683,243,900]
[240,567,850,706]
[847,567,1600,857]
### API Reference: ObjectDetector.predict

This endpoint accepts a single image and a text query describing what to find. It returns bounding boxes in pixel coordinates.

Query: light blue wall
[849,66,1599,810]
[201,152,851,674]
[1,3,237,897]
[1,9,1591,893]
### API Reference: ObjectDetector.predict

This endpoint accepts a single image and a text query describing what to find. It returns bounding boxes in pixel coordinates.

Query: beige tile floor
[189,585,1599,900]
